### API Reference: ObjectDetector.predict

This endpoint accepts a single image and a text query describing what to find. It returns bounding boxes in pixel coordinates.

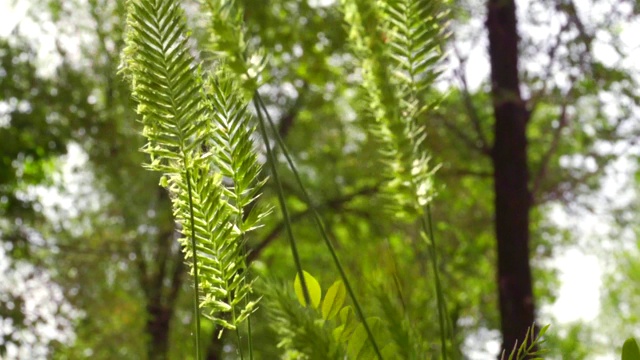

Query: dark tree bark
[137,243,184,360]
[145,303,173,360]
[139,245,185,360]
[134,189,186,360]
[486,0,536,354]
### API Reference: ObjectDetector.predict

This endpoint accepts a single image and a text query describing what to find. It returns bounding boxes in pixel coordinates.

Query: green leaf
[294,271,322,308]
[622,338,640,360]
[159,175,168,188]
[340,305,354,324]
[340,320,359,343]
[333,305,359,342]
[356,317,384,360]
[322,280,346,320]
[381,343,400,359]
[346,323,368,359]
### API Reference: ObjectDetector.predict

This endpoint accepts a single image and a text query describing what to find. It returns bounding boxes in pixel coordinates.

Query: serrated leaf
[322,280,346,320]
[294,271,322,308]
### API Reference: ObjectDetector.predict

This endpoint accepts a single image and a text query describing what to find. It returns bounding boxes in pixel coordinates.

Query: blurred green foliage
[0,0,639,358]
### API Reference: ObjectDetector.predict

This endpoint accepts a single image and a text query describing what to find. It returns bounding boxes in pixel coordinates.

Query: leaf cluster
[266,271,401,360]
[501,324,550,360]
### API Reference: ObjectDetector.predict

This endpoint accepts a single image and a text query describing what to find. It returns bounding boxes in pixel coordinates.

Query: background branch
[247,184,380,262]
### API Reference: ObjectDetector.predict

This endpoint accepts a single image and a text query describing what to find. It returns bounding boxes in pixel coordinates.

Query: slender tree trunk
[142,248,184,360]
[145,303,172,360]
[486,0,536,354]
[141,256,184,360]
[137,193,185,360]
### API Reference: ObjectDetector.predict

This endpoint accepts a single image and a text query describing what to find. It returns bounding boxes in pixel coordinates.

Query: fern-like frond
[200,76,270,331]
[263,282,345,360]
[341,0,444,217]
[200,0,267,94]
[383,0,447,211]
[341,0,450,357]
[169,164,258,331]
[123,0,208,170]
[502,324,550,360]
[122,0,267,339]
[384,0,446,107]
[122,0,210,351]
[341,0,398,122]
[374,288,429,359]
[206,77,269,233]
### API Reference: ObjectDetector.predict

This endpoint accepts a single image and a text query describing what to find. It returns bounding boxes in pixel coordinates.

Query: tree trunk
[141,248,184,360]
[145,303,172,360]
[486,0,536,355]
[136,195,185,360]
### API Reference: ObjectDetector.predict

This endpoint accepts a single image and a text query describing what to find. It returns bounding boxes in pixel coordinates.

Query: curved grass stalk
[252,96,311,307]
[424,204,448,359]
[199,2,311,356]
[204,78,270,356]
[185,169,203,359]
[199,0,312,310]
[254,94,384,359]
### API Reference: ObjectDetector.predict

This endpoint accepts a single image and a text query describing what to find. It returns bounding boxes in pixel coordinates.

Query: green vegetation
[2,0,640,358]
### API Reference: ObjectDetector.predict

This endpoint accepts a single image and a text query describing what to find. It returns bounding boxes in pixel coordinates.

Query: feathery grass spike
[122,0,267,352]
[341,0,445,217]
[202,0,266,94]
[207,77,268,227]
[123,0,208,356]
[341,0,450,357]
[200,0,313,309]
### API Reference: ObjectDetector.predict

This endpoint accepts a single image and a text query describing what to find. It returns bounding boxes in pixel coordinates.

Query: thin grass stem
[185,168,202,360]
[255,93,384,360]
[247,310,254,360]
[235,327,245,360]
[252,95,311,306]
[423,203,448,360]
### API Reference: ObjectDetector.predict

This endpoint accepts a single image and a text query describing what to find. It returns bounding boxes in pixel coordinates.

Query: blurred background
[1,0,640,358]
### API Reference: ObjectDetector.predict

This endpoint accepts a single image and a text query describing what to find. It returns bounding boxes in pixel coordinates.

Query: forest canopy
[1,0,640,359]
